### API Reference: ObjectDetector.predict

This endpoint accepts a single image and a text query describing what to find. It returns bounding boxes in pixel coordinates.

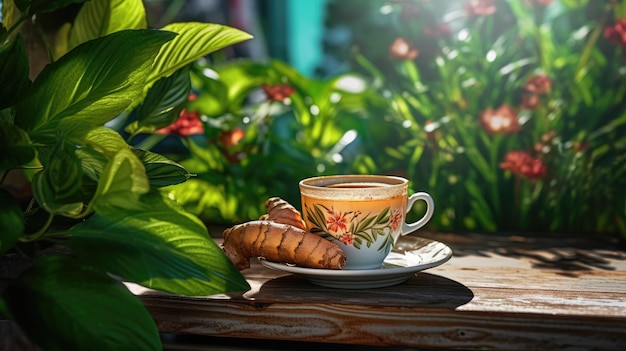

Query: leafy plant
[159,0,625,236]
[350,0,626,234]
[0,0,252,349]
[158,59,391,223]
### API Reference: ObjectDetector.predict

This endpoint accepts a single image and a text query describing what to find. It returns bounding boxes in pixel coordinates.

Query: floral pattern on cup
[303,203,403,251]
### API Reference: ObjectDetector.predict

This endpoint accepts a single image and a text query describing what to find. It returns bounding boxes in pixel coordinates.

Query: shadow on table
[420,231,626,273]
[253,272,474,310]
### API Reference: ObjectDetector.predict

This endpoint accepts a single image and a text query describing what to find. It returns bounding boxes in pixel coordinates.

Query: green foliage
[67,0,147,51]
[0,0,252,349]
[160,59,391,223]
[0,189,22,254]
[400,1,623,233]
[156,0,624,236]
[2,255,161,351]
[65,192,246,296]
[147,22,253,90]
[319,0,626,234]
[0,33,30,109]
[127,67,192,138]
[20,29,173,143]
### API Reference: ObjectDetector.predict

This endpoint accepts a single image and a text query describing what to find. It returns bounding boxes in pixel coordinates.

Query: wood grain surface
[138,231,626,350]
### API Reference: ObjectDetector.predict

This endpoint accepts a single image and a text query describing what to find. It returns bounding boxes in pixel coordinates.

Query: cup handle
[401,192,435,235]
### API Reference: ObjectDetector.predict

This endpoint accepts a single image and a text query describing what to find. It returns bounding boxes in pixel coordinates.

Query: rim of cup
[299,175,408,200]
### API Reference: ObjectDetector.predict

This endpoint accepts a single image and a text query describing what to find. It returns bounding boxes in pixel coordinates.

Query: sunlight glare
[340,129,358,145]
[379,4,394,15]
[202,68,219,80]
[335,75,367,93]
[310,105,320,115]
[458,29,470,41]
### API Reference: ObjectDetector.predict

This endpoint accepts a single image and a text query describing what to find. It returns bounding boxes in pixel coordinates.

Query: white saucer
[259,235,453,289]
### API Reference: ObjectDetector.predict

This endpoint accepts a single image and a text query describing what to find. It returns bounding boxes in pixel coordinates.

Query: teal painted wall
[286,0,327,77]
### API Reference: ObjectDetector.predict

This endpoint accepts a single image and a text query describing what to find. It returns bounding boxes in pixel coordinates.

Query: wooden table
[139,231,626,350]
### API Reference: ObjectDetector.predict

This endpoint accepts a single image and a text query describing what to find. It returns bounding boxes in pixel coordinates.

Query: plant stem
[489,134,502,221]
[514,176,521,228]
[20,212,54,242]
[575,8,610,82]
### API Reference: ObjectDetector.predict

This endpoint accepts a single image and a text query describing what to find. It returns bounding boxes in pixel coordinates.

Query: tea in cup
[299,175,434,269]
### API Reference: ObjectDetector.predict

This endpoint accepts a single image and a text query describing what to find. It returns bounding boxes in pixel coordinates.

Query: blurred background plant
[139,0,625,236]
[147,58,393,223]
[343,0,626,234]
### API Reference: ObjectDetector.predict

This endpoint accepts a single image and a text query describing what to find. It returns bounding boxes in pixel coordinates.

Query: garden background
[141,0,626,236]
[3,0,625,236]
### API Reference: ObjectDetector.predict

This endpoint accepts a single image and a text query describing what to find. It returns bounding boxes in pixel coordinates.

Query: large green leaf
[2,255,161,351]
[28,0,89,15]
[75,127,128,184]
[75,146,108,184]
[1,0,25,34]
[68,0,147,51]
[147,22,253,89]
[40,143,83,196]
[127,67,192,137]
[0,121,36,170]
[132,149,192,188]
[90,148,150,213]
[31,142,85,216]
[0,188,23,254]
[15,29,176,143]
[0,34,31,109]
[64,192,250,296]
[82,127,130,157]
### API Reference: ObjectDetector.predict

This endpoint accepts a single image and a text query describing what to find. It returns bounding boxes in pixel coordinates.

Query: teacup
[299,175,434,270]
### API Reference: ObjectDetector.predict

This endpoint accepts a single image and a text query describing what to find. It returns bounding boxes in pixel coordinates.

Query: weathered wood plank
[138,232,626,350]
[142,296,626,350]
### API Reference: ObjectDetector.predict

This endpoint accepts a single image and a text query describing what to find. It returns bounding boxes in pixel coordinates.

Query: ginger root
[259,197,306,230]
[223,220,346,270]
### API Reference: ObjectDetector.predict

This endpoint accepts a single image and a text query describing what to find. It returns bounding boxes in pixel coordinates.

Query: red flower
[389,209,403,232]
[523,75,552,95]
[262,84,295,102]
[218,128,245,149]
[479,104,521,135]
[155,109,204,137]
[500,151,547,179]
[465,0,497,16]
[520,93,541,110]
[326,209,349,233]
[339,233,354,245]
[604,18,626,46]
[389,38,419,60]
